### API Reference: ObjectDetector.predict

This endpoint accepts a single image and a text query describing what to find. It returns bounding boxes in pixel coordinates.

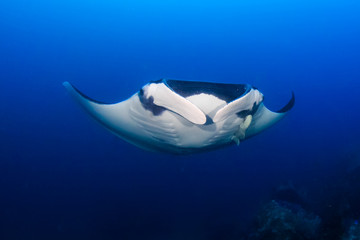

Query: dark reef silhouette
[244,162,360,240]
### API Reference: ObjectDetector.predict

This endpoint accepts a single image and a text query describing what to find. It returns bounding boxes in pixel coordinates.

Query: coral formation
[342,220,360,240]
[248,200,321,240]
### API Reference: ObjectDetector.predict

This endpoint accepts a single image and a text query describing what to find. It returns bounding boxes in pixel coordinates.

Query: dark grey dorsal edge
[276,92,295,113]
[154,79,252,103]
[69,83,111,105]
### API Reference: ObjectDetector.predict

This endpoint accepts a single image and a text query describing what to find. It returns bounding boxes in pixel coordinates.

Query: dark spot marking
[138,92,166,116]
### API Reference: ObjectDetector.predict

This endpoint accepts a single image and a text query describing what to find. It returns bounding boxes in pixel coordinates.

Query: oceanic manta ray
[64,79,294,154]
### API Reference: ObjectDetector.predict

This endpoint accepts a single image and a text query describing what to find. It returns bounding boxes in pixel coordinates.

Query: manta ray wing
[63,80,294,154]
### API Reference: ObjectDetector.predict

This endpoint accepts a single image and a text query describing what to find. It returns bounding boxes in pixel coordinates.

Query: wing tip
[276,91,295,113]
[62,81,73,91]
[62,82,110,105]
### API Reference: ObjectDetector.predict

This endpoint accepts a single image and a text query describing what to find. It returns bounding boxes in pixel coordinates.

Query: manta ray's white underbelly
[127,94,246,151]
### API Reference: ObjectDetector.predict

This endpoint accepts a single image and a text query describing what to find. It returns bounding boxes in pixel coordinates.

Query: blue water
[1,0,360,239]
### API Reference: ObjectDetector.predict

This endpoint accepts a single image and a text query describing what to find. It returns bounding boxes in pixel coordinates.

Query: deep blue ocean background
[1,0,360,239]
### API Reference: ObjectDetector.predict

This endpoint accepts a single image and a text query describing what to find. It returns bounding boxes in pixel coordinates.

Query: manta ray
[64,79,294,154]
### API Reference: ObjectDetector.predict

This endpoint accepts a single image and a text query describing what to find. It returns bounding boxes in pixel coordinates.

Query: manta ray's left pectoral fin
[246,92,295,137]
